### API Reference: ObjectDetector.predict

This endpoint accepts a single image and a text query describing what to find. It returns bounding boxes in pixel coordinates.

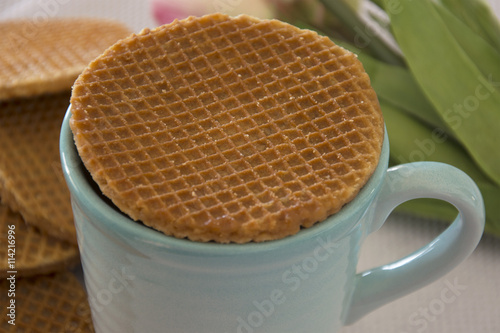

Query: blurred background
[1,0,499,332]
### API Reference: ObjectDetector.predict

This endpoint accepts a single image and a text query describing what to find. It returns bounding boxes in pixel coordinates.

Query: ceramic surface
[60,107,484,333]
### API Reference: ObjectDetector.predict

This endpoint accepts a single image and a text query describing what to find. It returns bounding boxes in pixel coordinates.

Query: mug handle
[344,162,485,325]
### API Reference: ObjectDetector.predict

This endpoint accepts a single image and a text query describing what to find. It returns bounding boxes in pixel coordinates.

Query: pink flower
[151,0,274,25]
[151,0,208,24]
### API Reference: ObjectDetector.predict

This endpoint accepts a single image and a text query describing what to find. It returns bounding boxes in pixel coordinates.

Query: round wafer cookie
[70,13,385,243]
[0,18,131,101]
[0,271,94,332]
[0,201,79,279]
[0,92,76,243]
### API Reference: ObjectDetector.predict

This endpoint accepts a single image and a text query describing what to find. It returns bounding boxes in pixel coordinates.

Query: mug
[60,107,484,333]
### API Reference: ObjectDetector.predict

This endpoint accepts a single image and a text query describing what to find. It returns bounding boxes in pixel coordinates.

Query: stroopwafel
[0,271,94,332]
[0,92,76,243]
[70,14,385,243]
[0,201,79,278]
[0,18,131,101]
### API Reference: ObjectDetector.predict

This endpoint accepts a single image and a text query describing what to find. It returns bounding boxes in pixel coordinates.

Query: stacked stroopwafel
[0,17,132,331]
[70,13,384,243]
[0,202,79,278]
[0,92,77,243]
[0,271,94,332]
[0,18,131,101]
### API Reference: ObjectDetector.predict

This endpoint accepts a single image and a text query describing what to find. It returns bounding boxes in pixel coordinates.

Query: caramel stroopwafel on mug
[70,13,384,243]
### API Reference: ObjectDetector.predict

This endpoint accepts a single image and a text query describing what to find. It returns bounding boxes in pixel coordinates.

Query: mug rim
[60,105,389,256]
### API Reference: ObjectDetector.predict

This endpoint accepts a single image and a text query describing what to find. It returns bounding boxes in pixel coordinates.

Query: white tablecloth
[2,1,498,331]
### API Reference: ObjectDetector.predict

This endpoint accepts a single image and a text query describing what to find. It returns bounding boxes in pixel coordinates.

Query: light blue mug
[60,107,484,333]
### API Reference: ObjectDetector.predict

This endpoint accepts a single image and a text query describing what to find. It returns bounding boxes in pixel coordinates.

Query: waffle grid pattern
[0,92,76,243]
[0,271,94,332]
[0,203,79,278]
[71,14,384,243]
[0,18,131,100]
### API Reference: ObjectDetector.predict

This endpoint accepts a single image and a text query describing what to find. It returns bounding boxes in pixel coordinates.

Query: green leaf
[385,0,500,186]
[381,100,491,184]
[396,184,500,238]
[395,198,457,224]
[439,0,500,54]
[478,182,500,236]
[381,100,500,237]
[318,0,404,65]
[357,51,449,132]
[331,38,446,131]
[433,2,500,86]
[272,0,364,48]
